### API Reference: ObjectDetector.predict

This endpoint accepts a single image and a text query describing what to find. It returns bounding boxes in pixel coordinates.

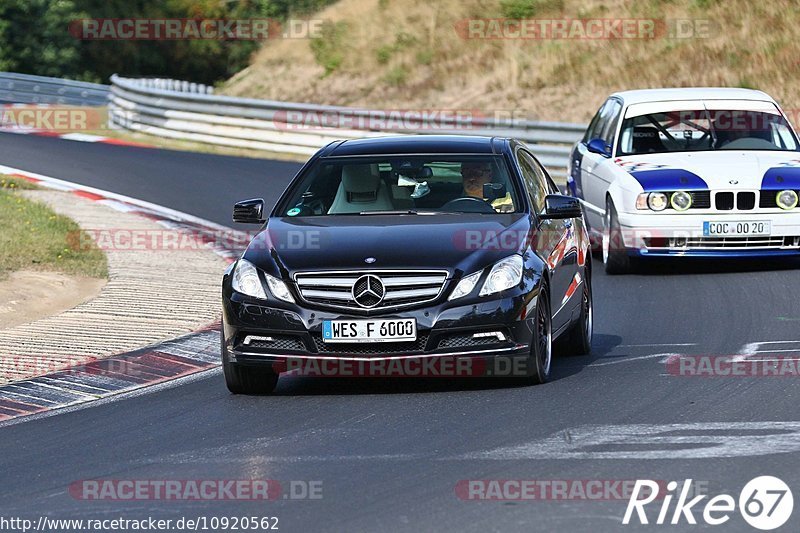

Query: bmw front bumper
[615,210,800,257]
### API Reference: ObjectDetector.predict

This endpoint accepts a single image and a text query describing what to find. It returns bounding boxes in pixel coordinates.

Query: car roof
[610,87,777,106]
[324,135,503,157]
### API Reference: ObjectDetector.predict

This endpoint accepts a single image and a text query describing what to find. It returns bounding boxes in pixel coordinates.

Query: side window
[584,100,611,143]
[600,99,623,148]
[517,150,548,213]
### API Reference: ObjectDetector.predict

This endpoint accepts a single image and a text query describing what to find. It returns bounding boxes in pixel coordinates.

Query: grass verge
[0,175,108,280]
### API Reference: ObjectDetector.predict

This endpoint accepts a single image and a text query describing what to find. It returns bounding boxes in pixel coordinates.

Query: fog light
[776,190,798,210]
[670,191,693,211]
[243,335,275,345]
[473,331,507,342]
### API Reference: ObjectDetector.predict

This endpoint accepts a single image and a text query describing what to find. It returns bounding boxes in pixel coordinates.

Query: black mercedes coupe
[221,135,592,393]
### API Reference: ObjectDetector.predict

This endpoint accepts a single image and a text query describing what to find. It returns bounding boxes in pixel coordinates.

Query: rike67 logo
[623,476,793,530]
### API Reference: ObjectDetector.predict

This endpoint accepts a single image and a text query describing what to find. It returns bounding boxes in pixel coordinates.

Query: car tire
[523,284,552,385]
[602,199,634,275]
[221,336,279,395]
[561,264,593,356]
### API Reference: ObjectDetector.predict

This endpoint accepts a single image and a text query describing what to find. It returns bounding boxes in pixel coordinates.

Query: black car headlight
[231,259,295,303]
[232,259,267,299]
[448,271,481,301]
[479,255,523,297]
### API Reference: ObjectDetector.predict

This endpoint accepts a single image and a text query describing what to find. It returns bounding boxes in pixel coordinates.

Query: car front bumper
[222,290,536,374]
[615,210,800,257]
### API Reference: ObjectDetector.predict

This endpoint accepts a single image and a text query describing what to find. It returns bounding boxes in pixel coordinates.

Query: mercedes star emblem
[352,274,385,308]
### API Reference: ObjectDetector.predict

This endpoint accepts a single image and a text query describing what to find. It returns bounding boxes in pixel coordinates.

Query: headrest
[342,165,380,193]
[632,126,659,139]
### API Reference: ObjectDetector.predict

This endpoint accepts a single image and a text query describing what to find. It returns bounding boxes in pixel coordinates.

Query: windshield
[617,109,800,156]
[278,155,520,216]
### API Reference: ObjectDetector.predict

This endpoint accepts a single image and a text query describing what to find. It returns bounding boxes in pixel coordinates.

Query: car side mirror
[483,182,506,201]
[540,194,582,220]
[587,137,612,157]
[233,198,265,224]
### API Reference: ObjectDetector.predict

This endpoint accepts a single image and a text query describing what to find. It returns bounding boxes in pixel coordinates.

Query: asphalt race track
[2,132,800,532]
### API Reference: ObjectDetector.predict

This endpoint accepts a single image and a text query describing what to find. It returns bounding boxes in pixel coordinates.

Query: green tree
[0,0,88,79]
[0,0,337,84]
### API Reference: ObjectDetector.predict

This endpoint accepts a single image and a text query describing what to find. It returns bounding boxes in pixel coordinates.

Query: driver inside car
[460,161,514,212]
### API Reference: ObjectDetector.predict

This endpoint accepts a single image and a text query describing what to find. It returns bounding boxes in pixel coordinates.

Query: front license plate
[702,220,771,237]
[322,319,417,343]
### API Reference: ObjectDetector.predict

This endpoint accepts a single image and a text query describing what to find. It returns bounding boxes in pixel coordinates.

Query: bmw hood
[243,214,532,277]
[614,151,800,191]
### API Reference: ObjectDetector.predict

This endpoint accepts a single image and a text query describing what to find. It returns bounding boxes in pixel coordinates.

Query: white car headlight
[776,190,798,210]
[448,271,481,301]
[265,273,295,303]
[647,192,668,211]
[231,259,267,299]
[636,192,668,211]
[670,191,693,211]
[479,255,523,297]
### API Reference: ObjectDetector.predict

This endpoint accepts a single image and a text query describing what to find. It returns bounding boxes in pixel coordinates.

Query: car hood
[243,214,532,277]
[614,151,800,190]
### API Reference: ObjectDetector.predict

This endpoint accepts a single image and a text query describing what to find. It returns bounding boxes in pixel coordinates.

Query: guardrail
[0,72,109,106]
[109,74,585,179]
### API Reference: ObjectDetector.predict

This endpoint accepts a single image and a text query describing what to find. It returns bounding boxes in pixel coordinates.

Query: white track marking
[618,343,696,348]
[589,353,679,367]
[59,133,107,142]
[459,422,800,460]
[734,340,800,362]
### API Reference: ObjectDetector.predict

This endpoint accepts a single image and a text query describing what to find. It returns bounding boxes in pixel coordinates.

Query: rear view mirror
[540,194,582,220]
[233,198,265,224]
[587,138,611,157]
[397,162,433,179]
[483,182,507,201]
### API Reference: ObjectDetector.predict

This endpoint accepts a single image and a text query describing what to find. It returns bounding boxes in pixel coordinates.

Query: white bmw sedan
[569,88,800,273]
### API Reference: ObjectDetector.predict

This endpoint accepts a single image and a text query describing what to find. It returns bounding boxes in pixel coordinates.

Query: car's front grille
[710,190,780,211]
[737,191,756,210]
[294,270,448,312]
[312,334,430,356]
[715,191,735,210]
